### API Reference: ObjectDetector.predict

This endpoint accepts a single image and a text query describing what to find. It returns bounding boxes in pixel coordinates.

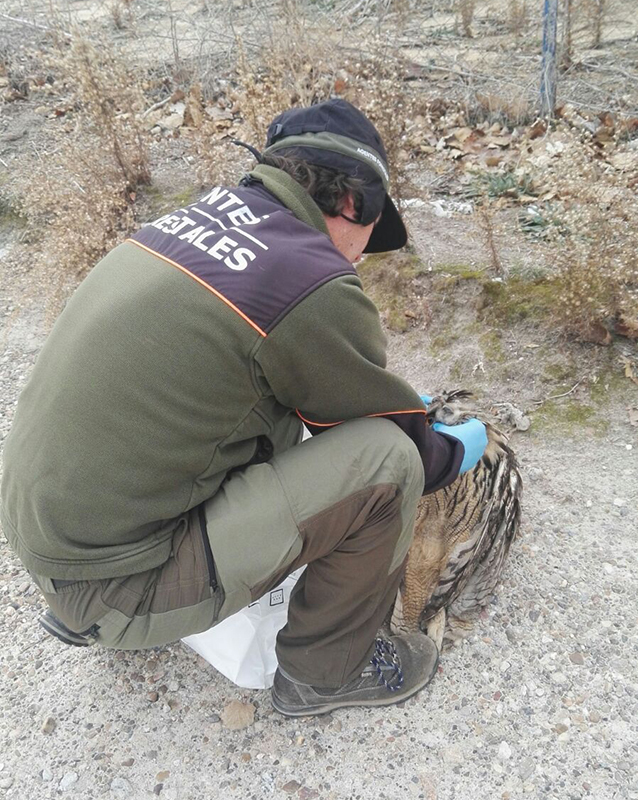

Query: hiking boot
[39,610,99,647]
[271,634,439,717]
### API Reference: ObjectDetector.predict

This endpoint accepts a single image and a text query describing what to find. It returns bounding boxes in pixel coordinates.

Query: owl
[391,390,523,651]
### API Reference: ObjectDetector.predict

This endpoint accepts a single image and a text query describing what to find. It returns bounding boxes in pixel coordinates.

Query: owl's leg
[389,588,406,634]
[425,607,446,652]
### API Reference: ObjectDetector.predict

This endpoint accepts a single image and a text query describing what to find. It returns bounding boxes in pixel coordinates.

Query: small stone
[613,498,625,507]
[240,753,251,762]
[442,745,464,765]
[121,759,134,767]
[167,681,179,692]
[59,772,78,791]
[589,711,601,723]
[298,789,319,800]
[498,741,512,761]
[569,652,585,665]
[41,716,57,734]
[35,105,49,115]
[42,769,53,782]
[282,780,302,793]
[156,771,170,782]
[518,758,534,780]
[554,723,569,734]
[551,671,568,685]
[500,660,511,673]
[0,777,14,790]
[220,700,255,730]
[147,691,159,702]
[110,777,132,797]
[528,467,543,482]
[160,112,184,131]
[153,785,163,796]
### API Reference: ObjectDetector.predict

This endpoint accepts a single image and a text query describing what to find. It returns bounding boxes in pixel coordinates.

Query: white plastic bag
[182,567,304,690]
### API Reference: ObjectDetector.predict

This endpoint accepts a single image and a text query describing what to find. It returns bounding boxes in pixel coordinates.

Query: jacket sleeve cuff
[421,430,465,495]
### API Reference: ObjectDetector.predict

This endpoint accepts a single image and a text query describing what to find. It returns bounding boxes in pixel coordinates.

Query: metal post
[540,0,559,117]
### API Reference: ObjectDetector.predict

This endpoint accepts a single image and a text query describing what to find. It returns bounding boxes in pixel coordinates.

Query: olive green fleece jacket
[0,167,462,579]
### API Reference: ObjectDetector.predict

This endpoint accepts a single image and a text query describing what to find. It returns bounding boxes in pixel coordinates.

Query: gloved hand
[432,418,488,474]
[419,394,434,406]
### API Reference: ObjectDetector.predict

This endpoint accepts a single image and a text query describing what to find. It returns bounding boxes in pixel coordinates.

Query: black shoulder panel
[131,184,356,335]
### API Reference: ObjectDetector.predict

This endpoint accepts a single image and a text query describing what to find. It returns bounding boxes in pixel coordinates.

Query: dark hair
[261,153,364,220]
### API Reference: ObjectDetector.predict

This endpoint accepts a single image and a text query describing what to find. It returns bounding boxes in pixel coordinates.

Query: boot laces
[369,637,404,692]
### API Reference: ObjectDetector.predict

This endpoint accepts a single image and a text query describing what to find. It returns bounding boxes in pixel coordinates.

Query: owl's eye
[441,405,455,422]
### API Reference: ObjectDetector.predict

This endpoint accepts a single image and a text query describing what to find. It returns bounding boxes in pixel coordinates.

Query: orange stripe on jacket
[296,408,427,427]
[126,239,267,338]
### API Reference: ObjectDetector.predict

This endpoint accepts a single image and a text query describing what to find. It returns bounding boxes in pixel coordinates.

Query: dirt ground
[1,3,638,800]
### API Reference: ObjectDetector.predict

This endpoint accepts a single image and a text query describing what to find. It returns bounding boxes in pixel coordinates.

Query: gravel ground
[1,201,638,800]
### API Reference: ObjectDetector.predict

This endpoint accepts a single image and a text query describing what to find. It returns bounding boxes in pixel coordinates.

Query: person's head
[261,99,407,263]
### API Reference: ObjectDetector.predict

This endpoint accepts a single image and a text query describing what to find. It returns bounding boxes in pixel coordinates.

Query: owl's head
[425,390,480,426]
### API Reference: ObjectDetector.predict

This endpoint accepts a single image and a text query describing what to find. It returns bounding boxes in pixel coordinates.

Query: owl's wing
[420,433,522,625]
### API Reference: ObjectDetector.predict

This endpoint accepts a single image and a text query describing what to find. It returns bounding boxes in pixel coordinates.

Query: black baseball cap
[262,99,407,253]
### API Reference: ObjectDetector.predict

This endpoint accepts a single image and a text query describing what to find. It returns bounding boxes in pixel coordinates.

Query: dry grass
[528,127,638,341]
[552,196,638,342]
[14,30,150,312]
[7,3,636,347]
[193,30,433,204]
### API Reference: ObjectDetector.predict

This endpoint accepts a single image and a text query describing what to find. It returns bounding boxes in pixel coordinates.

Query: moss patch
[357,251,427,333]
[138,184,200,221]
[530,400,608,436]
[433,263,485,281]
[589,367,630,402]
[541,361,579,384]
[0,194,26,231]
[479,330,506,363]
[429,328,460,356]
[480,276,557,324]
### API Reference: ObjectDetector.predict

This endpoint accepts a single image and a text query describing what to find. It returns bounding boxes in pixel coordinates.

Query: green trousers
[32,417,424,687]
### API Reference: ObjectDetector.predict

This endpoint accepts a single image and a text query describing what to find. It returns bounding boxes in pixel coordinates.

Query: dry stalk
[561,0,573,69]
[508,0,528,34]
[478,201,503,276]
[459,0,476,37]
[592,0,606,47]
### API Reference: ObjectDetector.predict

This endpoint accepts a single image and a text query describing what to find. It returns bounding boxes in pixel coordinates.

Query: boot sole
[39,611,97,646]
[271,647,439,717]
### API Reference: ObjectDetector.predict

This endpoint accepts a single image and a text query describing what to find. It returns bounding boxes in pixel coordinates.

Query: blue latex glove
[419,394,434,406]
[432,418,488,474]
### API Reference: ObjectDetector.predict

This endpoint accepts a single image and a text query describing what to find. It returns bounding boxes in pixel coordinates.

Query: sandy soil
[2,205,637,799]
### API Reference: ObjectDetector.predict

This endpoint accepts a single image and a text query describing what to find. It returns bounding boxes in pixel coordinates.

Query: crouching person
[1,100,485,716]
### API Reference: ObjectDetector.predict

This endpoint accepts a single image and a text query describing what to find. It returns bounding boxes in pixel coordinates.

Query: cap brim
[363,194,407,253]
